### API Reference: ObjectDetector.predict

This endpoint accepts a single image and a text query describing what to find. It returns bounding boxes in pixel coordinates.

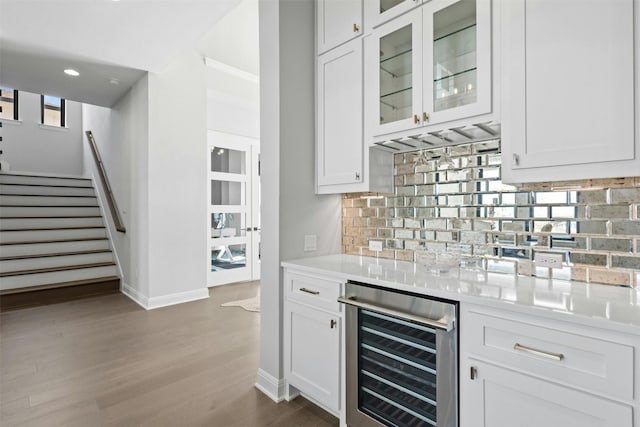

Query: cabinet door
[502,0,636,182]
[423,0,492,125]
[317,38,363,187]
[317,0,362,54]
[366,9,423,137]
[462,360,633,427]
[367,0,425,29]
[284,301,341,413]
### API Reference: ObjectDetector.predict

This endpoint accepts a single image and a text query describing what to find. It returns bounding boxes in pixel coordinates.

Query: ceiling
[0,0,241,107]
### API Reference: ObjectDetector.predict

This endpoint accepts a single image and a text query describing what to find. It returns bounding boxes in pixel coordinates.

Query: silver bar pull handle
[299,287,320,295]
[337,296,454,332]
[514,343,564,361]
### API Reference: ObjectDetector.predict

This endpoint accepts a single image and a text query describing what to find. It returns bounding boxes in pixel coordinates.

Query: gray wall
[257,0,342,398]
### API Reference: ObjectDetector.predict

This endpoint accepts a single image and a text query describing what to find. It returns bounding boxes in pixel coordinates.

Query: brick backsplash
[342,140,640,287]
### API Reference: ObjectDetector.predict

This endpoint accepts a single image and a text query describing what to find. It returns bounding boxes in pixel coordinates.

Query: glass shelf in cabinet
[380,86,412,110]
[433,68,477,112]
[434,24,477,71]
[380,48,412,79]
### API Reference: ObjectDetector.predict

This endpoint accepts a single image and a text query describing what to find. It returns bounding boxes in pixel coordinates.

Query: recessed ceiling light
[109,78,120,85]
[64,69,80,77]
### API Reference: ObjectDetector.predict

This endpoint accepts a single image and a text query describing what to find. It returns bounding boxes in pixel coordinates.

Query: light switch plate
[304,234,317,252]
[369,240,383,252]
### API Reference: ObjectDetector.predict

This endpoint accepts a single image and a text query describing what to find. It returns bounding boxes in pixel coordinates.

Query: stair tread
[0,216,102,219]
[0,183,94,189]
[0,173,90,181]
[0,249,112,261]
[0,194,96,198]
[0,275,120,296]
[1,237,109,245]
[0,226,106,232]
[0,205,99,207]
[0,262,116,277]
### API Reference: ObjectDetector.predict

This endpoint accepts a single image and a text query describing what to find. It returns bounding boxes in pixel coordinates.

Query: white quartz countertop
[282,254,640,334]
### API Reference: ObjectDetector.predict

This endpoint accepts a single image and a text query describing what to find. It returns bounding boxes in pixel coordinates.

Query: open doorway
[200,0,260,287]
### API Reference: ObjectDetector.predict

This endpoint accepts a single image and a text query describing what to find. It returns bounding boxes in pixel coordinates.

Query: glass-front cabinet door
[367,9,423,136]
[367,0,492,138]
[423,0,492,125]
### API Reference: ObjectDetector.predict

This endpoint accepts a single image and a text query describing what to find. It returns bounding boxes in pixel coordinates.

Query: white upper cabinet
[317,0,363,54]
[501,0,640,184]
[367,0,427,29]
[317,39,364,188]
[316,36,395,195]
[366,0,493,138]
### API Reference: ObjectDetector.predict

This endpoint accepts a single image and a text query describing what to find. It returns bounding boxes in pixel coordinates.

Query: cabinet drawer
[464,308,634,401]
[284,271,343,312]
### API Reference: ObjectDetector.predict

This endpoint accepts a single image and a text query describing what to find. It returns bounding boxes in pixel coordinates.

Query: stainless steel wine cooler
[338,281,458,427]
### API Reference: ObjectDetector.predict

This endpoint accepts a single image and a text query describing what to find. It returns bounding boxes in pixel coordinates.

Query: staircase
[0,173,120,311]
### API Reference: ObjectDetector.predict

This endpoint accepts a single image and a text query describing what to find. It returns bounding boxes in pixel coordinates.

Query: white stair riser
[0,265,119,292]
[0,252,114,273]
[0,240,110,257]
[0,195,98,207]
[0,175,92,188]
[0,206,102,217]
[0,184,95,197]
[0,217,104,230]
[0,228,107,243]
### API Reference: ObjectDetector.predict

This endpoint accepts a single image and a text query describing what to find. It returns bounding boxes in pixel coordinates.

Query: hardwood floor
[0,281,339,426]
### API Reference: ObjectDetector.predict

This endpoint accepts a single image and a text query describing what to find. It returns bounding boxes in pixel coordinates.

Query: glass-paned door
[208,131,260,286]
[423,0,491,124]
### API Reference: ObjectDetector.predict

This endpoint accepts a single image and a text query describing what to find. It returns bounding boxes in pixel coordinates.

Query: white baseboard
[255,368,285,403]
[147,288,209,310]
[121,282,148,309]
[121,283,209,310]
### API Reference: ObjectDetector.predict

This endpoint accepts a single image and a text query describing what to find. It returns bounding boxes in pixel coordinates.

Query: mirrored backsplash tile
[342,141,640,288]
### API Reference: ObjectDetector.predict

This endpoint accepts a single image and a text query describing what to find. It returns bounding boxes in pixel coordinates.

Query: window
[0,87,19,121]
[41,95,66,127]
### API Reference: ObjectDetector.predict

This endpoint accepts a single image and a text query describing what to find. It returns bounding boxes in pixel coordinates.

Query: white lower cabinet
[460,304,638,427]
[283,270,342,415]
[464,360,632,427]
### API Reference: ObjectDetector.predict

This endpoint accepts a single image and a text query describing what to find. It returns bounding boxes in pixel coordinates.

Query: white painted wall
[82,75,151,300]
[256,0,342,400]
[1,91,83,175]
[198,0,259,76]
[207,90,259,138]
[146,50,208,301]
[83,51,209,309]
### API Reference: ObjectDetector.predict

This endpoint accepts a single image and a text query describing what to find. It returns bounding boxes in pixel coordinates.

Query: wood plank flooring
[0,281,339,426]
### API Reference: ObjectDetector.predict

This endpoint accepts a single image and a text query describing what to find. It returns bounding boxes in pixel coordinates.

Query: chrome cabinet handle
[330,319,337,329]
[355,172,361,180]
[514,343,564,361]
[338,296,454,331]
[470,366,477,380]
[299,287,319,295]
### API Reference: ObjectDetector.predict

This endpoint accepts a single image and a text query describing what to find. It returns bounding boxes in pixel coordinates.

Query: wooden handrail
[85,131,126,233]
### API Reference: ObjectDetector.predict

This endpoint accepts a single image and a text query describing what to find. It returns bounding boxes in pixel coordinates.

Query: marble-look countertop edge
[282,254,640,336]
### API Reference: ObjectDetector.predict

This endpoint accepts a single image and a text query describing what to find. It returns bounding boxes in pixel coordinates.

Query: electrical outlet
[304,234,317,252]
[535,252,563,269]
[369,240,383,252]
